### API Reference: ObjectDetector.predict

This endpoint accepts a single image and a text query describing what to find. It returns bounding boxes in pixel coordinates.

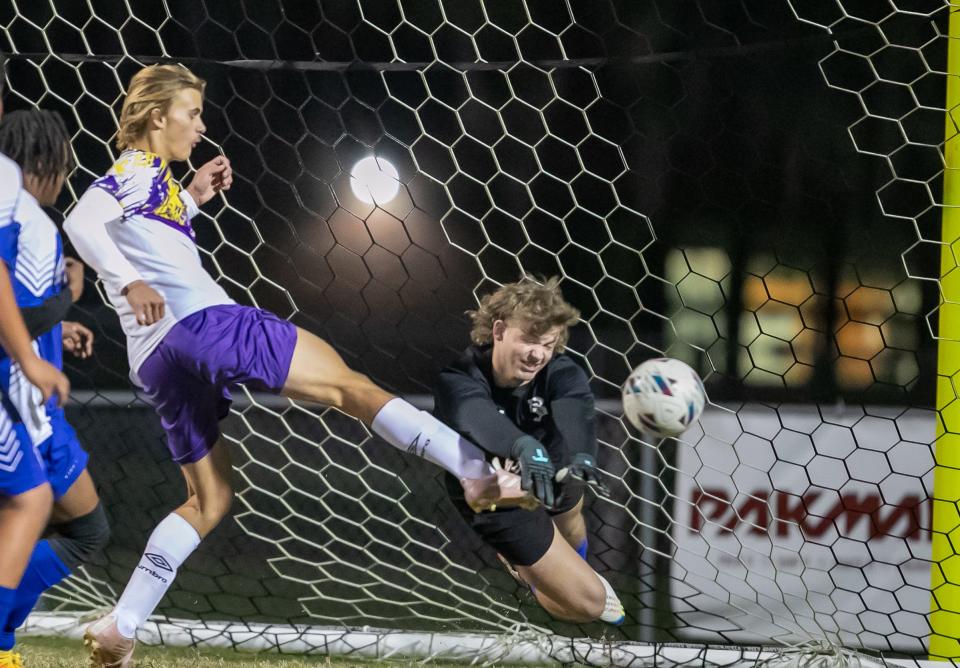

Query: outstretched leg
[283,327,495,479]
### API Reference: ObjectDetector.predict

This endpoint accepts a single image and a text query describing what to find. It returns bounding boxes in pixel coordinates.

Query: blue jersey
[0,189,66,445]
[0,153,48,494]
[0,172,87,499]
[9,192,65,367]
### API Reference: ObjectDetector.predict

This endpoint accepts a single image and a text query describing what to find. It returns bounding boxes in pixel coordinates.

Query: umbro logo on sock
[406,434,430,458]
[145,553,173,572]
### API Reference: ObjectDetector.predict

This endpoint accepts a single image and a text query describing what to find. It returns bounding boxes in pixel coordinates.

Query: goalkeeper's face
[491,319,562,387]
[158,87,206,162]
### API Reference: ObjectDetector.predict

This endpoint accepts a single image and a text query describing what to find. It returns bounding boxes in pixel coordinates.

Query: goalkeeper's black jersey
[432,345,597,468]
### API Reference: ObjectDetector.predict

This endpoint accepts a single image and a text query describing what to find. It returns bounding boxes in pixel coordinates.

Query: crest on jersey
[527,396,548,422]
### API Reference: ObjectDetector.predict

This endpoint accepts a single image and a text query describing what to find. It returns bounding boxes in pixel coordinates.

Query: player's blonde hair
[468,276,580,352]
[116,64,206,150]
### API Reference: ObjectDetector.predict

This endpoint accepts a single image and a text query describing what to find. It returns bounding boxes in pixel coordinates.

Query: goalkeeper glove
[555,453,609,498]
[510,436,557,509]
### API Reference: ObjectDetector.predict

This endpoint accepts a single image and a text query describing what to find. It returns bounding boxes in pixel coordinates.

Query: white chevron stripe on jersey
[0,408,22,473]
[14,248,57,296]
[0,411,13,448]
[8,355,52,446]
[16,244,56,269]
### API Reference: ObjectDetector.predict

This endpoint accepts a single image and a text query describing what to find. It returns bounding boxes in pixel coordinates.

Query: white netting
[1,0,952,665]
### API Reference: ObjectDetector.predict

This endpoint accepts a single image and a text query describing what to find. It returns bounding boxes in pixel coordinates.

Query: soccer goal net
[3,0,954,665]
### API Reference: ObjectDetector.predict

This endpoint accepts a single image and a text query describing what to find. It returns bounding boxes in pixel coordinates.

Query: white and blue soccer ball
[621,357,706,438]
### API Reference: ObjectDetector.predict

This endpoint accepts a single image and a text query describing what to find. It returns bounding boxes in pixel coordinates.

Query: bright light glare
[350,156,399,205]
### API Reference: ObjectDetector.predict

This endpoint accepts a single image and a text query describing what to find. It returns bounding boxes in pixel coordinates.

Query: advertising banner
[670,405,933,653]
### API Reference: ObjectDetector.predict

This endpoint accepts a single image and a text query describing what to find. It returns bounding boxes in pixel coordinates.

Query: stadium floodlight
[349,156,399,205]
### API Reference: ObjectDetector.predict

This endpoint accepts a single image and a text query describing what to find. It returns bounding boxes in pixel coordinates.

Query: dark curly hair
[0,109,74,183]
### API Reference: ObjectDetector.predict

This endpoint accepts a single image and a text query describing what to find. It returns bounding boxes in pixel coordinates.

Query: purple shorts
[138,304,298,464]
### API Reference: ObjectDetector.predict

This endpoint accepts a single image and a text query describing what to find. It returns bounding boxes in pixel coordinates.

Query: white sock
[114,513,201,638]
[371,398,493,479]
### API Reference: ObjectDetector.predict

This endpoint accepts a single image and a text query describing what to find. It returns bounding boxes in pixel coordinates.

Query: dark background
[3,0,938,405]
[1,0,947,658]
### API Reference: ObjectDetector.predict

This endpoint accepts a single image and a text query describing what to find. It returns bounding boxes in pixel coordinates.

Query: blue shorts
[0,404,47,497]
[38,409,88,500]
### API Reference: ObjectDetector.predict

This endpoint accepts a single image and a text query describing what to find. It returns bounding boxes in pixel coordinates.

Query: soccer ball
[621,358,706,437]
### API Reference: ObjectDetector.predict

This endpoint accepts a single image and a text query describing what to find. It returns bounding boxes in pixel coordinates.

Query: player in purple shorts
[63,64,536,667]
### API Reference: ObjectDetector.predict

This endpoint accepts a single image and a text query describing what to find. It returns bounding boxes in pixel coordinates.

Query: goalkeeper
[434,277,624,624]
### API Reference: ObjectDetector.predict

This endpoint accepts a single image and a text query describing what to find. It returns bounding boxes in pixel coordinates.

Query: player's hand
[460,458,538,513]
[123,280,165,326]
[20,356,70,408]
[555,453,610,498]
[62,321,94,359]
[187,155,233,206]
[65,257,84,302]
[510,437,557,509]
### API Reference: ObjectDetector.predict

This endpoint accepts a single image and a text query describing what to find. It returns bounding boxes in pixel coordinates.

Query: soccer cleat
[461,467,538,513]
[596,574,625,625]
[0,650,23,668]
[84,614,136,668]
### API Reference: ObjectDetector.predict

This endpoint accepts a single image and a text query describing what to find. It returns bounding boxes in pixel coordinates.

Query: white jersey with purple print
[68,149,233,379]
[3,191,67,445]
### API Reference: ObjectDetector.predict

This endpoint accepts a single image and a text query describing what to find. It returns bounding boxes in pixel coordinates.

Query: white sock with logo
[113,513,201,638]
[371,398,493,479]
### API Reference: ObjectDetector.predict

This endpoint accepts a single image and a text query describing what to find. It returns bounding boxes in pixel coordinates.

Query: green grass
[14,635,472,667]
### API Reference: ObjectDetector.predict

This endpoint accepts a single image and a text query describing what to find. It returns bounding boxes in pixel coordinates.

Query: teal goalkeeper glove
[510,436,557,509]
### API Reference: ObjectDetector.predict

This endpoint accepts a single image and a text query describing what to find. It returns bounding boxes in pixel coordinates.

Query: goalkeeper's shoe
[460,462,538,513]
[596,574,625,625]
[84,614,135,667]
[0,650,23,668]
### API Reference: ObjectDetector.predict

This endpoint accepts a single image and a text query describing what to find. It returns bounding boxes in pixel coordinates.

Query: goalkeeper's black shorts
[446,473,583,567]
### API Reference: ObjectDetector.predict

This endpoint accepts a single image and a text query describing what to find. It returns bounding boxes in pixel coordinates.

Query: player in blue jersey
[0,109,111,663]
[0,60,72,668]
[64,64,533,667]
[0,188,70,668]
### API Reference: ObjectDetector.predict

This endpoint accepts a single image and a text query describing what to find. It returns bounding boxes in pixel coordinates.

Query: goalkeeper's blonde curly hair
[468,276,580,352]
[117,64,206,150]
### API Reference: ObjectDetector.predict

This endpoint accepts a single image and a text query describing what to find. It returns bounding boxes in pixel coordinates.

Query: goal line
[23,611,927,667]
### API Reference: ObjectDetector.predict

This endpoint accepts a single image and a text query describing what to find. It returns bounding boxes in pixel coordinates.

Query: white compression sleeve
[63,188,142,291]
[371,398,494,479]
